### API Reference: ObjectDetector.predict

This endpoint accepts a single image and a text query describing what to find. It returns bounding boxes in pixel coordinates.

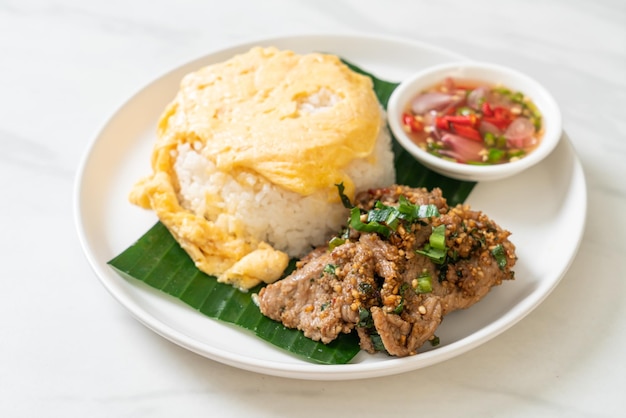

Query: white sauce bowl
[387,62,563,182]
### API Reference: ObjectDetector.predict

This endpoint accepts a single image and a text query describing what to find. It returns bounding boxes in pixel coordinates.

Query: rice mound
[129,47,396,290]
[174,111,396,258]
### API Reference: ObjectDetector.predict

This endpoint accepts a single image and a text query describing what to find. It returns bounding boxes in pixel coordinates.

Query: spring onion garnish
[416,245,447,264]
[416,224,448,264]
[415,272,433,294]
[370,333,386,352]
[429,335,441,347]
[393,298,405,314]
[398,195,440,220]
[323,264,337,276]
[335,182,354,209]
[349,207,392,238]
[394,282,410,314]
[367,201,401,230]
[336,182,441,239]
[491,244,507,270]
[358,307,372,327]
[328,236,346,251]
[349,201,440,239]
[358,282,374,295]
[429,224,447,250]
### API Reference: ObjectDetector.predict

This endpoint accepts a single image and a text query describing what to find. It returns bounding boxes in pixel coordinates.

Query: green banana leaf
[108,61,475,365]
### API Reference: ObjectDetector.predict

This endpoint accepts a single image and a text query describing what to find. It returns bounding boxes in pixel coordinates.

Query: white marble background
[1,0,625,417]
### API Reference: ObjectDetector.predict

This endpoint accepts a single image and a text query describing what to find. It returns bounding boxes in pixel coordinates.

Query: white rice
[173,110,395,257]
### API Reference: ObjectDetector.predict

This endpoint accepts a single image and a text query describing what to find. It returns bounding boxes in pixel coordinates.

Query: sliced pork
[257,185,516,357]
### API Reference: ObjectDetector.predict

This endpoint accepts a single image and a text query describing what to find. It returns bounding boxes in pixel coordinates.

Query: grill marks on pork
[257,185,517,357]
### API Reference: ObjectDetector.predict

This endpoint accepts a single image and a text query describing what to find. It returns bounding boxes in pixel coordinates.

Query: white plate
[74,34,587,380]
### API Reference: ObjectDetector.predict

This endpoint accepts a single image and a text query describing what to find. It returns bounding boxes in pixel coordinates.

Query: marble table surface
[2,0,625,417]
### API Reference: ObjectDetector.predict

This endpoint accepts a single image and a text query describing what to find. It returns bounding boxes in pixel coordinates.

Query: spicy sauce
[402,77,543,165]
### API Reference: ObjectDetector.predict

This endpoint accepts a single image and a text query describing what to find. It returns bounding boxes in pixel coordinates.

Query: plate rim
[74,33,587,380]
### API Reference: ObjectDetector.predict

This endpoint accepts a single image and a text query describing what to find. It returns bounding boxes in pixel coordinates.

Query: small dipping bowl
[387,62,562,182]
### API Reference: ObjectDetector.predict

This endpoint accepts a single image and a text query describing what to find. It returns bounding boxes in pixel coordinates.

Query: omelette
[129,47,391,291]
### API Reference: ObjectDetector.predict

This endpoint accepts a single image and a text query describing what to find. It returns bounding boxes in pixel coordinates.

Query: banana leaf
[108,61,475,365]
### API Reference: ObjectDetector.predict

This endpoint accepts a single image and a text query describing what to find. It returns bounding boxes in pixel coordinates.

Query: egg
[129,47,391,290]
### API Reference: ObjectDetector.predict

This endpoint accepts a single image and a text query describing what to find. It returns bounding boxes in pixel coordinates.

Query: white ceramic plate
[74,34,586,380]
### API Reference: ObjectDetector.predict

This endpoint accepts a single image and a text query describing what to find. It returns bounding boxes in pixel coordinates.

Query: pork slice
[257,241,374,343]
[370,295,443,357]
[355,185,448,213]
[435,204,517,314]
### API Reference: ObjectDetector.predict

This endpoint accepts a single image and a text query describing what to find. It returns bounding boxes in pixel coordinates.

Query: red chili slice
[481,102,494,117]
[442,115,476,126]
[451,123,482,142]
[482,106,513,130]
[402,113,424,132]
[482,117,510,130]
[493,106,513,120]
[435,116,450,130]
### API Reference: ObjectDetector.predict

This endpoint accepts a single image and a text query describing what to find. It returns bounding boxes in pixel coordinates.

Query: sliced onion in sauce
[410,92,458,114]
[440,133,485,163]
[479,120,502,137]
[504,117,536,148]
[467,86,489,109]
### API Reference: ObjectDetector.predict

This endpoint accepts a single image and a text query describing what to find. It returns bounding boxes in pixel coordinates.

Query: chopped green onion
[358,281,374,295]
[510,91,524,103]
[328,236,345,250]
[393,298,404,314]
[396,195,440,221]
[320,301,330,311]
[456,106,473,116]
[525,100,542,119]
[370,333,386,352]
[429,224,447,250]
[415,272,433,294]
[491,244,507,270]
[394,283,410,314]
[416,224,447,266]
[399,282,410,296]
[322,264,337,276]
[416,204,440,218]
[429,335,440,347]
[348,196,440,239]
[487,148,505,163]
[368,202,400,230]
[358,307,372,327]
[484,132,496,147]
[335,182,353,209]
[349,207,391,238]
[416,244,447,264]
[493,86,511,95]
